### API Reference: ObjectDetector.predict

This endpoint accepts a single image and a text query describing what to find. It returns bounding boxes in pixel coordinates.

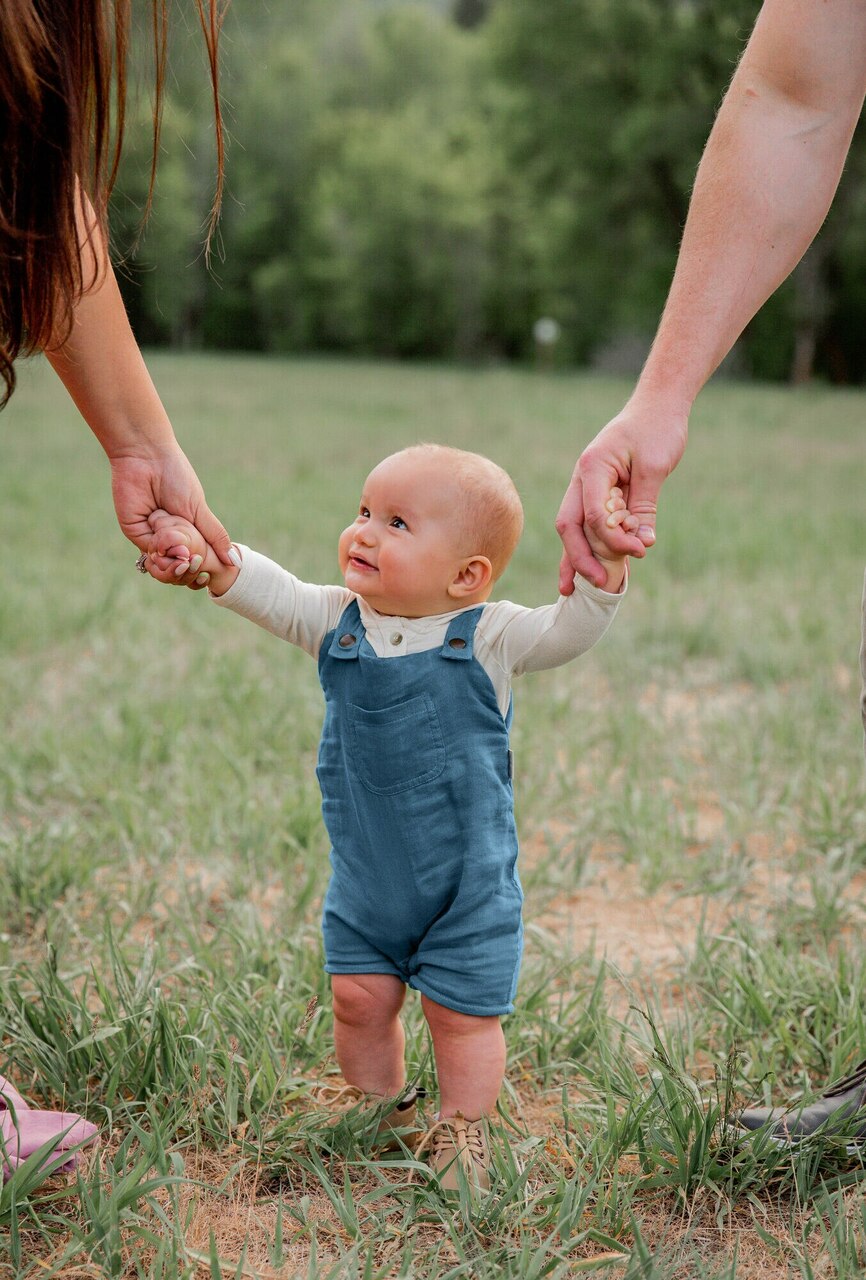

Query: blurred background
[112,0,866,385]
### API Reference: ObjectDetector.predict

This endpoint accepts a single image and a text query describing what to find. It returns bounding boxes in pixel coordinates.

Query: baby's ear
[449,555,493,599]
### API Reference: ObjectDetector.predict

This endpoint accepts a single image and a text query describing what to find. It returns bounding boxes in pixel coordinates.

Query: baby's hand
[585,487,637,562]
[144,509,241,595]
[580,487,634,591]
[145,511,211,587]
[604,487,639,538]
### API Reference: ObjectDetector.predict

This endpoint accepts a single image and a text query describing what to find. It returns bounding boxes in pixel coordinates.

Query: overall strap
[440,606,484,661]
[326,598,365,660]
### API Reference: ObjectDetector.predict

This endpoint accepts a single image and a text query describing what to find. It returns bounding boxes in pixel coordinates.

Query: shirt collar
[356,595,481,634]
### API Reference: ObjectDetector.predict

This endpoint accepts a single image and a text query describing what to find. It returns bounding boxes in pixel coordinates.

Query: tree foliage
[110,0,866,381]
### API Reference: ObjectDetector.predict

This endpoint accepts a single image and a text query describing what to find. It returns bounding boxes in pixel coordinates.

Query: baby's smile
[348,552,377,572]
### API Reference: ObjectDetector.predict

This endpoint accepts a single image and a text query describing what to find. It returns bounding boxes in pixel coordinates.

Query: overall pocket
[348,694,446,795]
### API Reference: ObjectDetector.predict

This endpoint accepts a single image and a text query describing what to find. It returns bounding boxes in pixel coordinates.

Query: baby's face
[338,453,473,617]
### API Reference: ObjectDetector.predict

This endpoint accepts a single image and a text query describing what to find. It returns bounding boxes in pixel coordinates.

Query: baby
[144,444,630,1193]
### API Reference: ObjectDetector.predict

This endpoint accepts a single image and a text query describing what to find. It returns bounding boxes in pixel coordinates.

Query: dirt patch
[639,676,757,734]
[534,859,729,984]
[523,805,864,1018]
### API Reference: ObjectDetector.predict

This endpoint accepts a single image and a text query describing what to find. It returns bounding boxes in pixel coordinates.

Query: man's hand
[111,446,233,588]
[556,402,689,591]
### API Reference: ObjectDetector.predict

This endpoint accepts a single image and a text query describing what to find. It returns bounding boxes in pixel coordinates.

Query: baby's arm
[146,511,240,596]
[481,486,633,677]
[144,515,351,657]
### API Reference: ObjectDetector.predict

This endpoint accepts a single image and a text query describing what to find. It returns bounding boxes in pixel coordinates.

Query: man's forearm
[635,0,866,411]
[44,208,177,461]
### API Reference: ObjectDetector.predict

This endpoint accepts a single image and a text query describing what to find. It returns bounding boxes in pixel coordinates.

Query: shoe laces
[416,1112,486,1175]
[313,1083,368,1113]
[822,1058,866,1100]
[313,1082,421,1114]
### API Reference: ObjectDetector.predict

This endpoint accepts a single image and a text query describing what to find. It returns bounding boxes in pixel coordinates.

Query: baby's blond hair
[394,444,524,580]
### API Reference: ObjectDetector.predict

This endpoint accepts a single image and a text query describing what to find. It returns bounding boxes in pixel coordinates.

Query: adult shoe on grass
[737,1058,866,1153]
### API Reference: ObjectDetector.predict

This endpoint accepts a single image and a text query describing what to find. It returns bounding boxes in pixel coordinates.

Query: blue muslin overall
[317,599,524,1017]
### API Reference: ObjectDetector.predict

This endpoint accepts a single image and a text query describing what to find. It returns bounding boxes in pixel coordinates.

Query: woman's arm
[45,203,233,571]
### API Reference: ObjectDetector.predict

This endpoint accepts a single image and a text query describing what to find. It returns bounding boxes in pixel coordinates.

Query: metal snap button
[448,637,466,650]
[338,633,356,648]
[390,632,403,646]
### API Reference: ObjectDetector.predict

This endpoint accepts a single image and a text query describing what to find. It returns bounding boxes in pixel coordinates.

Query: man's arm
[44,202,233,575]
[558,0,866,590]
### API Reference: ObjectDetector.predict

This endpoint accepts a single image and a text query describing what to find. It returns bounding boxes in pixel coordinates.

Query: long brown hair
[0,0,227,408]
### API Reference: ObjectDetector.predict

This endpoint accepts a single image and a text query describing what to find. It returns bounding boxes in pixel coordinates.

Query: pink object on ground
[0,1075,99,1181]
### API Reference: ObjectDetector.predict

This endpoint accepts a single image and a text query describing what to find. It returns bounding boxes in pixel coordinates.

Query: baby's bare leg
[331,974,407,1096]
[421,995,505,1118]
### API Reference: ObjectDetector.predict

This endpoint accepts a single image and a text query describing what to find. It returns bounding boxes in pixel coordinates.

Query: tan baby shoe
[312,1081,423,1150]
[417,1111,491,1194]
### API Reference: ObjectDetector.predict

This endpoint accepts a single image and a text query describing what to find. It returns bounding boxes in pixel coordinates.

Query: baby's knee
[331,973,405,1027]
[421,994,498,1038]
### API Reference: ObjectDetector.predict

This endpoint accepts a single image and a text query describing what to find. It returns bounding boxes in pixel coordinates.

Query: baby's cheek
[337,527,353,572]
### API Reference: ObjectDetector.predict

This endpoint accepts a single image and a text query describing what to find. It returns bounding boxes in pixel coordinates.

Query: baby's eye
[390,516,407,530]
[358,507,370,519]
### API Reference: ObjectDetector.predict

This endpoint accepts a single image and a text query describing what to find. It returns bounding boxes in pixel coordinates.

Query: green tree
[210,2,538,359]
[489,0,764,362]
[111,98,207,346]
[489,0,866,381]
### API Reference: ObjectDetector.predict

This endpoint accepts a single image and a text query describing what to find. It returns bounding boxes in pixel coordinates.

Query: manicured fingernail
[228,546,242,568]
[190,555,203,573]
[196,573,210,586]
[638,525,656,544]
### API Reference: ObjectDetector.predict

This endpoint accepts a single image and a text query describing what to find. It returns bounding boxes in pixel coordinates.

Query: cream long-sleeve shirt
[212,547,625,716]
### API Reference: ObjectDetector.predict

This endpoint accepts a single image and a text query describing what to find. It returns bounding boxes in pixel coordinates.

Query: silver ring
[135,553,148,574]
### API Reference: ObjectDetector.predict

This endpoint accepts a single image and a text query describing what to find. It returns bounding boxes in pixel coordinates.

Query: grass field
[2,352,866,1278]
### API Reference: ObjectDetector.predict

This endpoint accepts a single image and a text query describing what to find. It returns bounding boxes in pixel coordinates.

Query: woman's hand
[111,446,233,588]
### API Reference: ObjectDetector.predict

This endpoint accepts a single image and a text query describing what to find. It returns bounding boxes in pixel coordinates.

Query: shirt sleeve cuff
[571,561,628,601]
[209,543,255,607]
